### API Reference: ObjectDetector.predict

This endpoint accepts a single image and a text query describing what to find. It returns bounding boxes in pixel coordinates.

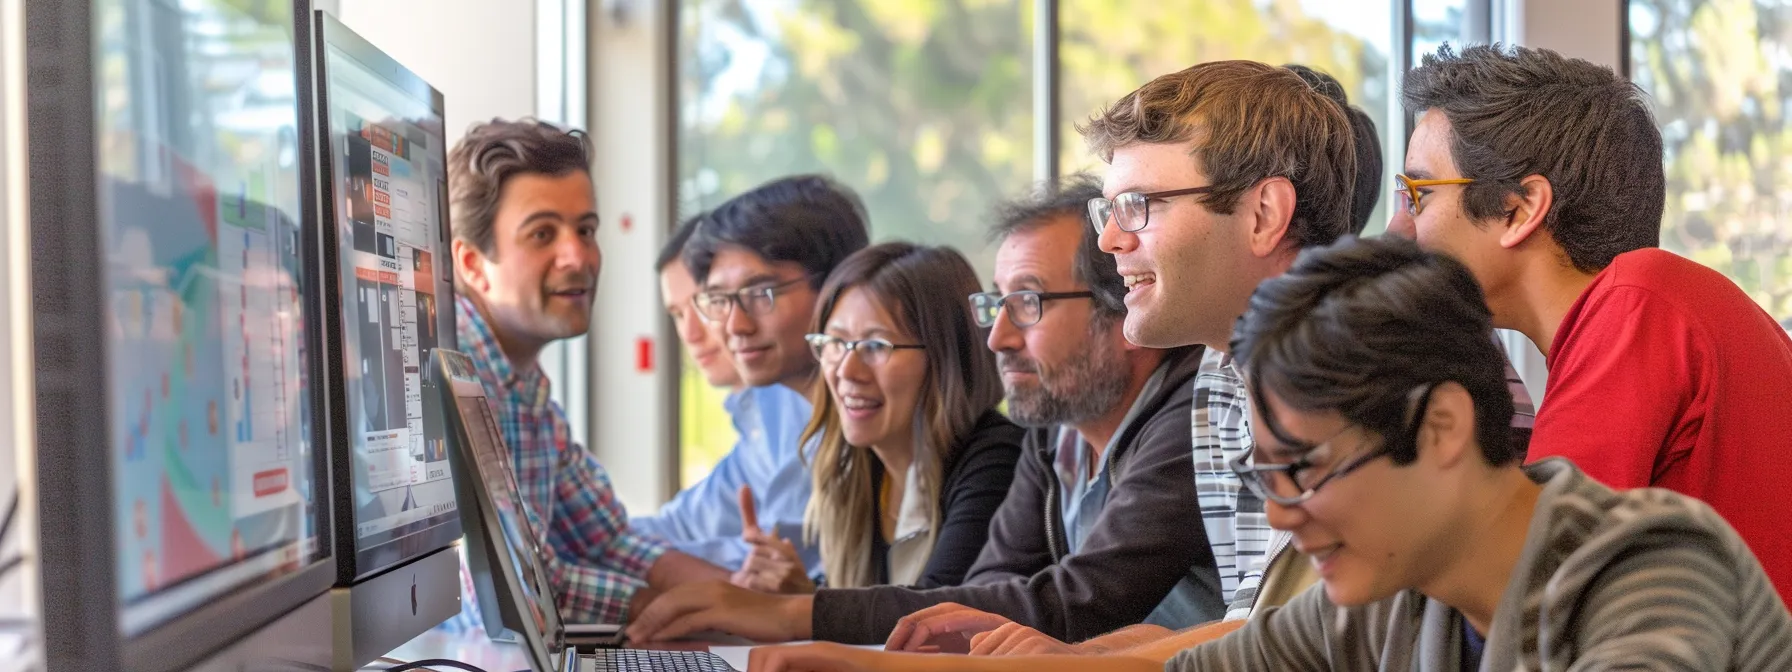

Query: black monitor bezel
[312,9,463,586]
[28,0,337,669]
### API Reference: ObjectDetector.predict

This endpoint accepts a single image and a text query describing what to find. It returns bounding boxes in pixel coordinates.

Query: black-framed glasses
[1229,383,1438,506]
[804,334,924,367]
[692,275,812,323]
[969,290,1095,328]
[1087,186,1218,234]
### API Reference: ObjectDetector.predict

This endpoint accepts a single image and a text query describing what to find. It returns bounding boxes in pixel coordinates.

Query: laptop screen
[433,349,568,672]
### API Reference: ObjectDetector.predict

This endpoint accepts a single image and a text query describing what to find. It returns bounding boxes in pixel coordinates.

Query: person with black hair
[631,175,870,583]
[1392,44,1792,602]
[656,213,741,391]
[743,236,1792,672]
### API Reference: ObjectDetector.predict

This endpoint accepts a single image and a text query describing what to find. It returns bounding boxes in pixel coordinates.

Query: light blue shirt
[629,383,821,576]
[1053,364,1207,627]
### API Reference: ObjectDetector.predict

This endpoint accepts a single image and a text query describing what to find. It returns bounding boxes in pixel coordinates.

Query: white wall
[333,0,537,148]
[586,0,677,513]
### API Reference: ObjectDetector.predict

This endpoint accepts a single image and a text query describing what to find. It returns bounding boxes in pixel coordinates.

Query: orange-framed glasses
[1393,174,1475,216]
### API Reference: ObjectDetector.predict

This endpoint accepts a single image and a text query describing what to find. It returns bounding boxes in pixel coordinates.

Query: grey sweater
[1169,458,1792,671]
[811,347,1221,644]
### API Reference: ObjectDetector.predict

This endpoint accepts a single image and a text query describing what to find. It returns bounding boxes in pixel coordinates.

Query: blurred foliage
[1631,0,1792,326]
[673,0,1395,484]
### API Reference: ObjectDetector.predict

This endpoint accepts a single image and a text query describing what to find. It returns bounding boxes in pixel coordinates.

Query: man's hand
[883,603,1017,653]
[747,642,886,672]
[967,623,1078,656]
[624,579,813,643]
[732,486,816,594]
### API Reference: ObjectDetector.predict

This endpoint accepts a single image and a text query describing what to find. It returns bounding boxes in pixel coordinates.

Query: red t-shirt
[1531,248,1792,602]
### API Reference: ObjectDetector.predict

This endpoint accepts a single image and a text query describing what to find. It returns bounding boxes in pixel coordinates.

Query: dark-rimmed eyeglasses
[969,290,1095,329]
[691,275,812,323]
[803,334,924,367]
[1087,186,1217,234]
[1394,174,1474,217]
[1229,383,1438,506]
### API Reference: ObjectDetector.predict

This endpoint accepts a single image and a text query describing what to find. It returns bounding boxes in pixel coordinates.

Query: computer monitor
[310,10,463,669]
[27,0,336,669]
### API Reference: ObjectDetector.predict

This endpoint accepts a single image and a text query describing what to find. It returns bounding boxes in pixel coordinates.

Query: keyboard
[583,649,738,672]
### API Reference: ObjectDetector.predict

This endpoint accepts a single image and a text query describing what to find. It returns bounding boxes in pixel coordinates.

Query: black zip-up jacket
[811,346,1222,644]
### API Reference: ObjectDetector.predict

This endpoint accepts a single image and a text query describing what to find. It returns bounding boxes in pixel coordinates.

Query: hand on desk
[625,579,813,643]
[883,603,1022,654]
[732,486,816,594]
[747,642,882,672]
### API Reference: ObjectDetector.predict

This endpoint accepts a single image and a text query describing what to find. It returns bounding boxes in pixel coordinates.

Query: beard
[1000,321,1131,428]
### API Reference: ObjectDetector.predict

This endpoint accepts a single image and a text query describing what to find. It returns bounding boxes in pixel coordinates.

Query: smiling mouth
[1122,273,1156,291]
[840,395,884,412]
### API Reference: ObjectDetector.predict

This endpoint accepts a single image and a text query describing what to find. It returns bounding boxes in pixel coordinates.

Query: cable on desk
[378,658,493,672]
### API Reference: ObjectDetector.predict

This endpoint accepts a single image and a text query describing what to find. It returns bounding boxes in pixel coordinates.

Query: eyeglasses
[1087,186,1218,234]
[968,290,1095,329]
[692,275,811,323]
[803,334,924,367]
[1393,174,1474,217]
[1229,383,1437,506]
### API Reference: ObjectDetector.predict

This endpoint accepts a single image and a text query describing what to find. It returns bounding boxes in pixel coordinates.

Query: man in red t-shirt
[1388,45,1792,602]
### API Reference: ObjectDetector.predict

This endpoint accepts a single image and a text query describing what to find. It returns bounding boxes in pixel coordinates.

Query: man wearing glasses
[623,176,1222,646]
[1390,45,1792,602]
[630,174,869,581]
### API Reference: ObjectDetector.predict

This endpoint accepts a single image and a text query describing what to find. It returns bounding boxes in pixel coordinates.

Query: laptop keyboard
[584,650,737,672]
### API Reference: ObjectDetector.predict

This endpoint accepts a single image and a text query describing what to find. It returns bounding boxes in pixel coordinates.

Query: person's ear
[1417,382,1478,469]
[453,238,493,295]
[1247,177,1298,258]
[1499,175,1553,249]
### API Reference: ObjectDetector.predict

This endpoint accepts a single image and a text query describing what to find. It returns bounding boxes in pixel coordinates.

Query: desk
[365,624,749,671]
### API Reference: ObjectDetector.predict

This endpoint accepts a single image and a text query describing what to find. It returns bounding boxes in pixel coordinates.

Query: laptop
[432,350,737,672]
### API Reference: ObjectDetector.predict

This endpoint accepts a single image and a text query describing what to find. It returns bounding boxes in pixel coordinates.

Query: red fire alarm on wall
[636,337,653,373]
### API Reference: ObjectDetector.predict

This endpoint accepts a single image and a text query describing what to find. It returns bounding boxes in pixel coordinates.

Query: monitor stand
[330,544,463,671]
[186,590,332,672]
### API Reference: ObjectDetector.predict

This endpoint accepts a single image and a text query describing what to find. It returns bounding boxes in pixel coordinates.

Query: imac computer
[311,10,463,670]
[26,0,336,669]
[432,351,735,672]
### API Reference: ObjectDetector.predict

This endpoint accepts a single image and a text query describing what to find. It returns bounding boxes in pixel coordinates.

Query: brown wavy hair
[800,242,1001,587]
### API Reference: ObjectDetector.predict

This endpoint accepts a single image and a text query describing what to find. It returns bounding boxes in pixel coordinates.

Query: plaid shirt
[455,296,667,624]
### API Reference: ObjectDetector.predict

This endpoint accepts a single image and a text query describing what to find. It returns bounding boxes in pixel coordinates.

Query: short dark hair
[448,118,595,257]
[684,174,871,287]
[1403,44,1665,272]
[658,213,704,272]
[987,174,1124,319]
[1080,60,1356,251]
[1230,235,1516,466]
[1284,64,1384,235]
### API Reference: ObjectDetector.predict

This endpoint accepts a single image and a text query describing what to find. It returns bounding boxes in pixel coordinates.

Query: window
[1058,0,1397,233]
[1629,0,1792,328]
[674,0,1034,482]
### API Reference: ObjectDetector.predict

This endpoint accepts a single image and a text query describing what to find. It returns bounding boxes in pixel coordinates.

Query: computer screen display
[318,17,460,578]
[99,0,326,637]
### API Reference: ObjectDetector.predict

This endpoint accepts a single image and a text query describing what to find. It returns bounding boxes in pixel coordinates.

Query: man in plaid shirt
[445,119,726,626]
